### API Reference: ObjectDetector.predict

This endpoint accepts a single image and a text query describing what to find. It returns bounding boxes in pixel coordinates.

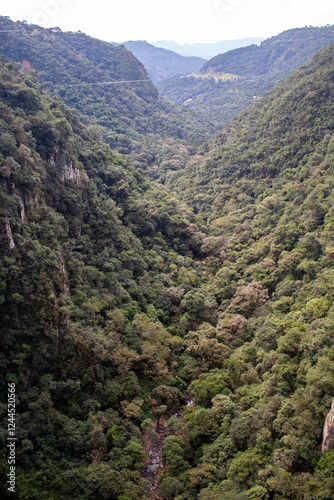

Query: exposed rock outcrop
[4,217,15,249]
[322,399,334,453]
[61,161,81,182]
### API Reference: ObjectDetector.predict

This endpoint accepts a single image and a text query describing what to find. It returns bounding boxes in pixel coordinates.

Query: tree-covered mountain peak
[159,25,334,125]
[0,16,156,97]
[200,25,334,77]
[114,40,206,82]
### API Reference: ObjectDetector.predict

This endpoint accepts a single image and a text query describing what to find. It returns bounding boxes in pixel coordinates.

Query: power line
[0,79,151,93]
[51,79,151,88]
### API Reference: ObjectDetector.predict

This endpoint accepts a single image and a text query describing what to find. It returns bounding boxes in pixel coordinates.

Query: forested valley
[1,17,334,500]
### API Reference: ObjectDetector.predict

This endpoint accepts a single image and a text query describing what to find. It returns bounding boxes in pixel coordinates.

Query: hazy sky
[2,0,334,44]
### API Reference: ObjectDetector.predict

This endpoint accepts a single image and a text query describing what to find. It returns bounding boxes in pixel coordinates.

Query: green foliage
[2,19,334,500]
[162,435,189,475]
[0,59,205,499]
[121,40,205,82]
[160,26,334,124]
[159,476,185,499]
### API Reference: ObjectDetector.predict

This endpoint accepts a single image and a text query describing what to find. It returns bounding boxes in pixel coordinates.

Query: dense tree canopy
[1,19,334,500]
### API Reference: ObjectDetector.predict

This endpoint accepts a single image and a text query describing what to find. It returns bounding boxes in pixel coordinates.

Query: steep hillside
[156,40,334,498]
[0,17,213,167]
[159,25,334,123]
[0,60,207,499]
[115,41,206,82]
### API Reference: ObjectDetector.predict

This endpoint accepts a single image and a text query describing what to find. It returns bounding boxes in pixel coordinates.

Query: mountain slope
[115,40,206,82]
[201,25,334,77]
[166,39,334,207]
[0,59,208,499]
[159,25,334,123]
[0,17,213,166]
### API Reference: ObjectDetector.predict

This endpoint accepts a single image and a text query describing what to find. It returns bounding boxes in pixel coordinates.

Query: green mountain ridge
[0,17,213,168]
[159,25,334,124]
[113,40,206,82]
[155,39,334,498]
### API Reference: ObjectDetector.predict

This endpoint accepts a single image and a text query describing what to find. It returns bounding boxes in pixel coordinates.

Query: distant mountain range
[159,26,334,123]
[151,38,265,59]
[3,14,334,499]
[112,40,206,82]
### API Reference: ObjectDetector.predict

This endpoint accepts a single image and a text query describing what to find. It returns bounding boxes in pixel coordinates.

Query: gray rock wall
[322,400,334,453]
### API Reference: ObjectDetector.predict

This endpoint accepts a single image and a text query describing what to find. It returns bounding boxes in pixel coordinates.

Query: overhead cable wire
[0,79,151,93]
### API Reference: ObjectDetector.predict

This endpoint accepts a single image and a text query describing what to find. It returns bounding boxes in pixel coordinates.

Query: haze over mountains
[1,14,334,500]
[113,37,266,83]
[113,27,334,127]
[151,37,266,59]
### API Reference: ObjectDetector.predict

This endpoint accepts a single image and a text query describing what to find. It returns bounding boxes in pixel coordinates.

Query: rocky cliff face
[322,400,334,453]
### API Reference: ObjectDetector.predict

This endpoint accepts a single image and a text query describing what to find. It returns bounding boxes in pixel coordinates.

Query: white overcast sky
[2,0,334,44]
